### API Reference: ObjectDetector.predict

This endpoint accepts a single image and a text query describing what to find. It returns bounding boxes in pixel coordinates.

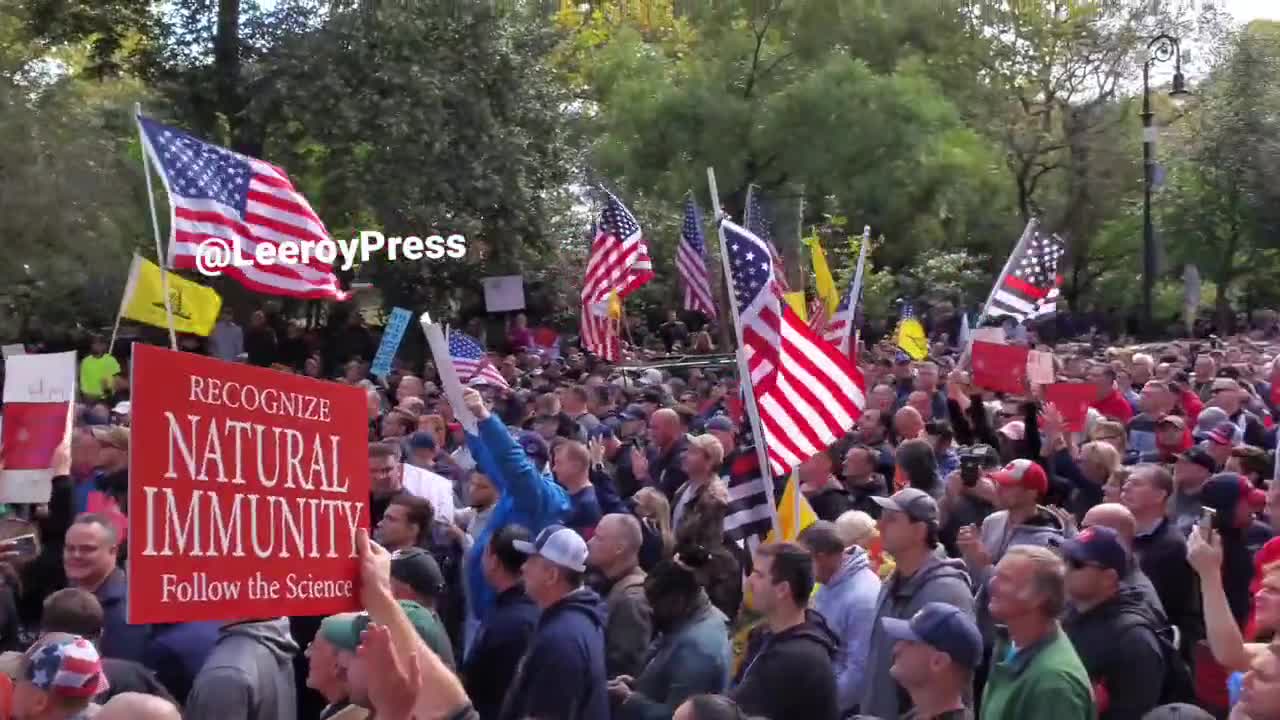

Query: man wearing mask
[1061,526,1166,719]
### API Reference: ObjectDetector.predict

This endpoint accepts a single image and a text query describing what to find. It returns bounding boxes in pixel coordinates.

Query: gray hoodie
[859,554,975,720]
[185,618,300,720]
[970,506,1067,644]
[811,546,881,715]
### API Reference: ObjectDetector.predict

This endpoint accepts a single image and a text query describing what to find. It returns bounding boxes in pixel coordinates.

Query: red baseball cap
[991,459,1049,497]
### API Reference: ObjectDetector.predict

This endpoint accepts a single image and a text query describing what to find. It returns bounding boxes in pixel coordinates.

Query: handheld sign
[370,307,412,379]
[1,352,75,503]
[420,313,478,433]
[128,345,370,624]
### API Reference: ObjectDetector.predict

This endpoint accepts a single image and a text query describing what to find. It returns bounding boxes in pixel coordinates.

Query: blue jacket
[463,415,570,622]
[462,585,539,720]
[96,569,151,664]
[620,597,731,720]
[499,587,608,720]
[810,546,882,714]
[144,620,222,705]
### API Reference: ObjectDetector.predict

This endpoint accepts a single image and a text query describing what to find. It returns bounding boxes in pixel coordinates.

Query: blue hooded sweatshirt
[463,415,570,623]
[499,587,609,720]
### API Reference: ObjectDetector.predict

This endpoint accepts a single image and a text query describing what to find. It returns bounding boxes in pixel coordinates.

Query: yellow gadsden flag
[897,315,929,361]
[783,292,808,321]
[802,234,839,317]
[764,472,818,544]
[120,254,222,336]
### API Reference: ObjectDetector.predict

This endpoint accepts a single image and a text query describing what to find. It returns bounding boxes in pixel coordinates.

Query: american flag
[722,442,775,551]
[137,115,348,301]
[448,331,509,389]
[824,226,870,355]
[745,185,789,293]
[987,220,1066,323]
[580,189,653,360]
[721,219,866,476]
[806,296,827,333]
[677,196,717,318]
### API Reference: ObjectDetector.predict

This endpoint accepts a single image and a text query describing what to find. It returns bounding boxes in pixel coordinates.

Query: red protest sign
[1043,383,1095,433]
[971,341,1030,395]
[128,345,370,624]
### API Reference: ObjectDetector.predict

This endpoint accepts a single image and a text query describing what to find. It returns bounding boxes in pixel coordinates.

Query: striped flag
[744,185,789,293]
[987,220,1067,323]
[580,189,652,360]
[721,219,866,476]
[137,115,348,301]
[722,444,775,552]
[677,195,717,318]
[447,331,509,389]
[824,225,870,355]
[806,296,827,333]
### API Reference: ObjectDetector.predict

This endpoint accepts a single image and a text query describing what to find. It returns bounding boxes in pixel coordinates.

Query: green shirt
[79,354,121,400]
[980,626,1095,720]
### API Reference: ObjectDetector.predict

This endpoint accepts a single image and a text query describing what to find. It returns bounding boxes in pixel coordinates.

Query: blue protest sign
[370,307,412,378]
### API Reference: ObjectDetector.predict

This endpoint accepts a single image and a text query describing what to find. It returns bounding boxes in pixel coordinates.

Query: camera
[958,445,997,487]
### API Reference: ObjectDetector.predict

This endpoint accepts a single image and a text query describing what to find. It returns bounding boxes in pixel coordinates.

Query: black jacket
[498,587,608,720]
[649,436,691,499]
[731,610,840,720]
[1063,586,1166,720]
[99,657,176,705]
[1134,517,1202,650]
[463,585,538,720]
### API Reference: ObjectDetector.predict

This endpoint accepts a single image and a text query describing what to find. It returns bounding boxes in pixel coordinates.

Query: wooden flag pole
[135,103,178,351]
[708,166,781,538]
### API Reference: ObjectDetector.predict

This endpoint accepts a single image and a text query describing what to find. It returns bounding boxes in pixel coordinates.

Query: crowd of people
[5,305,1280,720]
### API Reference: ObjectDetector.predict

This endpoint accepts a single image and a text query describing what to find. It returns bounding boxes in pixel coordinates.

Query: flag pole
[109,254,141,355]
[708,166,781,539]
[135,103,178,352]
[962,218,1037,366]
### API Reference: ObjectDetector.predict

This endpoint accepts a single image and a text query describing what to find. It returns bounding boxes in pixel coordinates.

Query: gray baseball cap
[871,488,939,523]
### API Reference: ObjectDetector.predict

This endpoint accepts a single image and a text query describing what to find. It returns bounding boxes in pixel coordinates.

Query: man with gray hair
[981,546,1093,720]
[587,513,653,678]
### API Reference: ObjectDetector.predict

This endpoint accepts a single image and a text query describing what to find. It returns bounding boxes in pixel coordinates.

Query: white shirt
[401,463,457,525]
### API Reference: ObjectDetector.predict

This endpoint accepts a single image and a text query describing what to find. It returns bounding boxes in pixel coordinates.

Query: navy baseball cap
[406,431,436,451]
[1175,446,1217,474]
[705,415,735,433]
[587,423,616,441]
[516,431,550,465]
[619,404,647,422]
[1201,472,1267,520]
[881,602,982,669]
[1062,525,1129,575]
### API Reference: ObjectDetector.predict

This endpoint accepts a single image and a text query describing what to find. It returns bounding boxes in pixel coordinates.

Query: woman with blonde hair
[633,487,676,569]
[835,510,895,579]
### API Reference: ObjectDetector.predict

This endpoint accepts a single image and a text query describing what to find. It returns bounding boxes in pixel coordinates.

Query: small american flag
[824,226,870,356]
[987,220,1066,323]
[448,331,509,389]
[745,185,789,293]
[806,296,827,333]
[580,188,653,360]
[677,195,717,318]
[722,219,866,476]
[137,115,348,301]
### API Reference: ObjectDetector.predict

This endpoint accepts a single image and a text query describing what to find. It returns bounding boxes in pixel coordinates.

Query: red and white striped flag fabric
[677,195,717,318]
[823,227,870,356]
[448,331,510,389]
[137,115,348,301]
[580,189,653,360]
[721,219,866,476]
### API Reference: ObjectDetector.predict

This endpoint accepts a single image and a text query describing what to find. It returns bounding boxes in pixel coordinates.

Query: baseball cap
[991,458,1049,496]
[110,401,131,416]
[705,415,735,433]
[587,424,616,441]
[1155,415,1186,430]
[390,547,446,598]
[1208,421,1239,447]
[1175,446,1217,474]
[322,601,443,652]
[515,431,550,466]
[619,404,647,422]
[871,488,939,524]
[996,420,1026,442]
[406,431,436,451]
[1200,473,1266,522]
[1211,378,1241,394]
[639,368,664,386]
[1062,526,1130,575]
[512,524,588,572]
[13,633,109,698]
[881,602,983,669]
[1195,407,1230,437]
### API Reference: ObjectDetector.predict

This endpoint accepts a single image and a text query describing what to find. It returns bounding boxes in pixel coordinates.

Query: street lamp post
[1141,33,1189,335]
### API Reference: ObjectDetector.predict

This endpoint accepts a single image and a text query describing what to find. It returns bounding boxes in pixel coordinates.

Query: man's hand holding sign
[128,345,370,623]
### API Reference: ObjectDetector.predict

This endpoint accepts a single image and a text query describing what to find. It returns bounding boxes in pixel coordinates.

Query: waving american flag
[448,331,509,389]
[721,219,865,476]
[677,195,717,318]
[137,115,347,301]
[580,188,653,360]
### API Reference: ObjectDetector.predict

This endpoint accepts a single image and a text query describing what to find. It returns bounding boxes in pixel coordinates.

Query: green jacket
[980,625,1095,720]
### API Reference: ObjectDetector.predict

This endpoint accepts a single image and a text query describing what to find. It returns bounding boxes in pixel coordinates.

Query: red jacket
[1092,390,1134,424]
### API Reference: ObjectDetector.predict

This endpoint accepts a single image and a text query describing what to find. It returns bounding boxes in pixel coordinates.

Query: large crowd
[4,305,1280,720]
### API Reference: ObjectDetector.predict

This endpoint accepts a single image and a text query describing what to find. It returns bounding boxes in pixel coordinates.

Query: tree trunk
[215,0,246,151]
[1215,231,1238,333]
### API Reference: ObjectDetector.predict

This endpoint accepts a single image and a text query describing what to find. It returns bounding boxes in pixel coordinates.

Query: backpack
[1115,612,1197,706]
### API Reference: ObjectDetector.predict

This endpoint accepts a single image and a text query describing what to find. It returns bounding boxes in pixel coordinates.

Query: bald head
[97,693,181,720]
[599,513,643,554]
[650,408,681,446]
[1082,503,1137,545]
[894,406,924,440]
